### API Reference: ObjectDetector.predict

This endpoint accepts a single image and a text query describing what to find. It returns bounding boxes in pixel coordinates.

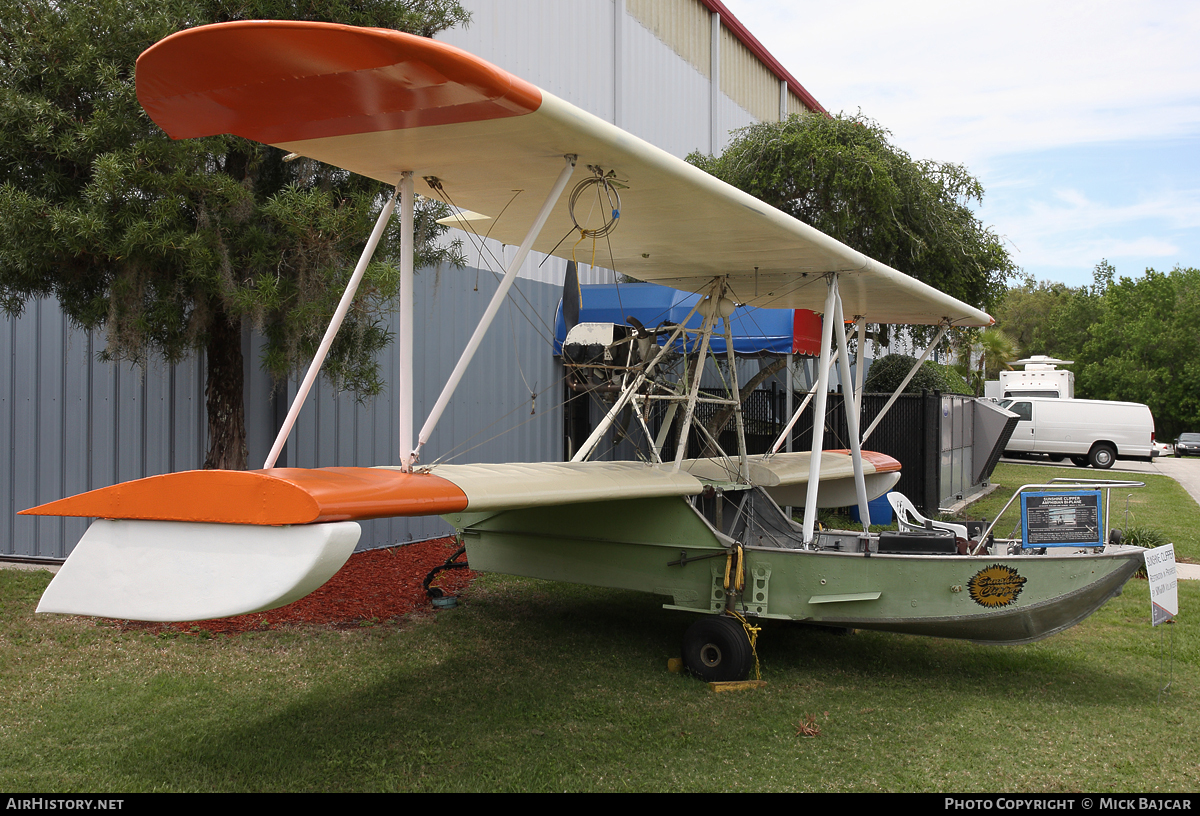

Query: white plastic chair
[886,492,969,542]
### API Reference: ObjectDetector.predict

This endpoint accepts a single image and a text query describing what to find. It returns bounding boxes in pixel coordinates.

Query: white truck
[985,355,1075,400]
[999,397,1155,468]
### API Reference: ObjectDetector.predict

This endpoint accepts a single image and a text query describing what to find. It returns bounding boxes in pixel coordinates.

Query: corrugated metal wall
[720,24,780,124]
[438,0,617,123]
[627,0,711,78]
[3,0,826,559]
[3,266,567,557]
[439,0,798,157]
[2,302,207,558]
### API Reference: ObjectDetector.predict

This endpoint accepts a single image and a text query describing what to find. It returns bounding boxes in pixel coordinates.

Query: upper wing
[137,20,993,327]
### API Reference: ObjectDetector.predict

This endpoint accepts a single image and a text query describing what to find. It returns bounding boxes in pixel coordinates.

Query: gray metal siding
[436,0,617,122]
[622,12,715,157]
[2,267,566,557]
[1,304,208,559]
[438,0,757,159]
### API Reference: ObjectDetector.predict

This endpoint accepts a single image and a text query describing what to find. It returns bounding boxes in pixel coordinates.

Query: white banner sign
[1144,544,1178,626]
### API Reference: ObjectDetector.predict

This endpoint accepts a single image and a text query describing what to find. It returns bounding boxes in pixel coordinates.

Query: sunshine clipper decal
[968,565,1028,608]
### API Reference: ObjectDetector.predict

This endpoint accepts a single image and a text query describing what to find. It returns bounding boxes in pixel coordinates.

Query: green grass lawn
[2,461,1196,792]
[2,557,1197,792]
[953,462,1200,562]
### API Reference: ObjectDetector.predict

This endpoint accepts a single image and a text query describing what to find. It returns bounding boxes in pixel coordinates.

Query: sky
[719,0,1200,288]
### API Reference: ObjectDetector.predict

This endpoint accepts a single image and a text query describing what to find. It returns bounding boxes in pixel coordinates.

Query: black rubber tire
[1070,456,1090,468]
[1089,444,1116,469]
[681,616,753,682]
[1048,455,1066,462]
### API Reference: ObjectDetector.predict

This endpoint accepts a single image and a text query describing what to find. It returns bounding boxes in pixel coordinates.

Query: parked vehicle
[985,356,1075,401]
[1000,397,1155,469]
[1153,440,1172,458]
[1176,433,1200,457]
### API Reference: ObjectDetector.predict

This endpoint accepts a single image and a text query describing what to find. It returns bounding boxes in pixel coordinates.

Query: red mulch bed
[132,537,476,636]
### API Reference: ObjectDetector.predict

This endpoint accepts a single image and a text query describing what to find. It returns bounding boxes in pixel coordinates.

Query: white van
[1000,397,1155,469]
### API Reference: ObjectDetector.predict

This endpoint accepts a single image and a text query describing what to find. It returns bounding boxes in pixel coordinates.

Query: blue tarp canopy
[553,283,818,357]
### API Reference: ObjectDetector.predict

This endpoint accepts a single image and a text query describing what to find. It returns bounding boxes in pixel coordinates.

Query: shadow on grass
[83,575,1171,792]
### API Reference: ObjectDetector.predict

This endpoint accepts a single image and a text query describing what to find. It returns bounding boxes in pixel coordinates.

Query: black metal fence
[694,388,943,514]
[566,384,947,515]
[689,384,789,459]
[789,392,942,515]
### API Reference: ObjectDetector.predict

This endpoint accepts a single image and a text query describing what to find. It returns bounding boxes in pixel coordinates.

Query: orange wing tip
[20,467,468,526]
[826,450,903,473]
[137,21,543,143]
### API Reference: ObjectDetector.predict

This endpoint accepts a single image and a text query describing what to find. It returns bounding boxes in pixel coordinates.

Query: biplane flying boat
[24,21,1146,681]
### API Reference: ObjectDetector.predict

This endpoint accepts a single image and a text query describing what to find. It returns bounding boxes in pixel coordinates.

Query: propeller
[562,259,581,333]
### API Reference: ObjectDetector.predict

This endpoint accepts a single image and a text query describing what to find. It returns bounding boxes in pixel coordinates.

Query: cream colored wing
[137,20,993,326]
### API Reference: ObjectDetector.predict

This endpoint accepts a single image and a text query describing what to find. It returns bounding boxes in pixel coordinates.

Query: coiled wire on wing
[568,166,622,240]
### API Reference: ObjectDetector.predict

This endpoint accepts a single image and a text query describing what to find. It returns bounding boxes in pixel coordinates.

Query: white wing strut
[413,155,577,463]
[399,171,415,470]
[264,187,399,469]
[801,274,840,543]
[854,318,866,418]
[768,320,856,456]
[832,280,870,529]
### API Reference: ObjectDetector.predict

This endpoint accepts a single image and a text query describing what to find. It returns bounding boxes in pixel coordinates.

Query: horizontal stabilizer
[36,519,360,622]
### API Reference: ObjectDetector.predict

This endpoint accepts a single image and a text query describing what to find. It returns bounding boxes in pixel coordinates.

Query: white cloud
[1008,234,1180,271]
[718,1,1200,284]
[982,186,1195,271]
[722,0,1200,164]
[1013,187,1200,230]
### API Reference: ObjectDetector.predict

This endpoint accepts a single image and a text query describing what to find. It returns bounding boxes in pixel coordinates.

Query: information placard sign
[1145,544,1178,626]
[1020,491,1103,548]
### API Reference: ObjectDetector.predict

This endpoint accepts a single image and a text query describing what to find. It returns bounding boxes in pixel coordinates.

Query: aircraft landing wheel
[682,615,753,682]
[1070,456,1090,468]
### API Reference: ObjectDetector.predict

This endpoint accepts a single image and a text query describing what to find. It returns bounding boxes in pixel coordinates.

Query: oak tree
[0,0,468,469]
[688,113,1015,315]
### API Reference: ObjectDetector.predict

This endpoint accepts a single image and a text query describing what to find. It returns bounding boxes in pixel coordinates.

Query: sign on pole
[1020,491,1103,548]
[1144,544,1178,626]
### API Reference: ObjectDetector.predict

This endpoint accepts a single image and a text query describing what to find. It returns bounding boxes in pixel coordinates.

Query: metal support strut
[264,186,400,470]
[800,274,839,543]
[398,172,415,470]
[413,155,578,465]
[832,282,871,530]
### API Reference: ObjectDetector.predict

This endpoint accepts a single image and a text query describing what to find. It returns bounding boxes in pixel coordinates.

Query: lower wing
[23,451,898,621]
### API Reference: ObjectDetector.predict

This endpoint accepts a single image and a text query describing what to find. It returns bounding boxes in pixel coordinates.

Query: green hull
[444,495,1144,645]
[733,547,1142,644]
